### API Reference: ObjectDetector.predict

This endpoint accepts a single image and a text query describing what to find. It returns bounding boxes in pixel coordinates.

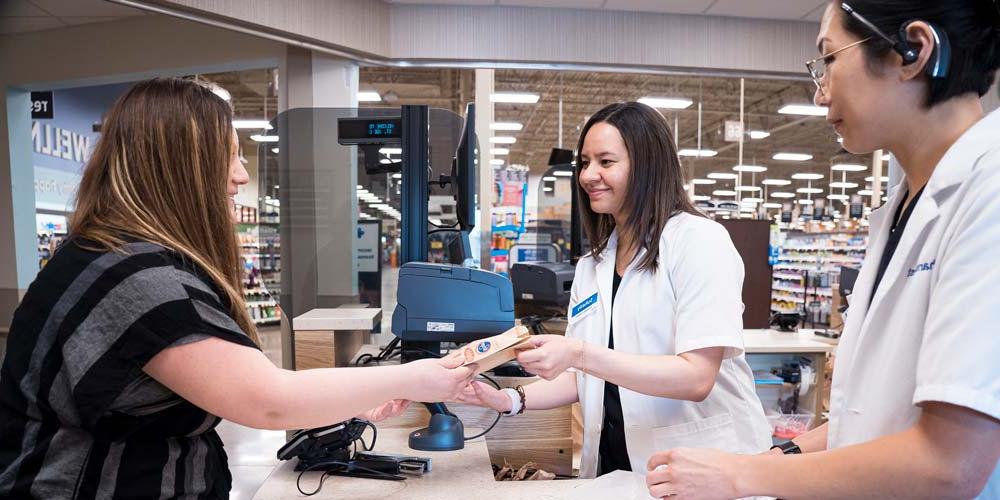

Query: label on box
[427,321,455,332]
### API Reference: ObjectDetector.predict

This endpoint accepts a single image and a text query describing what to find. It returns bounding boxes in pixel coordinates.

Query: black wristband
[771,441,802,455]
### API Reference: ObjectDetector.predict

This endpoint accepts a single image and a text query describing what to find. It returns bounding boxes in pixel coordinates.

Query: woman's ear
[898,21,941,82]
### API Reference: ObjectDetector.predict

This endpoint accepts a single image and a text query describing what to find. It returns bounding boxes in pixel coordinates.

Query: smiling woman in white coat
[645,2,1000,499]
[457,101,772,478]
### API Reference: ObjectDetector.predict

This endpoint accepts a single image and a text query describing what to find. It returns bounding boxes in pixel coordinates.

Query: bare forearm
[523,372,579,410]
[259,365,410,430]
[737,426,991,499]
[580,344,713,401]
[790,422,828,453]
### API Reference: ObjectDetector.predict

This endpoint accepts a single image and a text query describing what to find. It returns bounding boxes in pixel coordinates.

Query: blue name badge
[571,293,599,320]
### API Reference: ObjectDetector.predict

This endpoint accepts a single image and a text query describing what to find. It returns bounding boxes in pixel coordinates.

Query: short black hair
[836,0,1000,107]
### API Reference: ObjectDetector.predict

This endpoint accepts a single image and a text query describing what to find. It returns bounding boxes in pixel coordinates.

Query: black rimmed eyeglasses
[806,2,911,95]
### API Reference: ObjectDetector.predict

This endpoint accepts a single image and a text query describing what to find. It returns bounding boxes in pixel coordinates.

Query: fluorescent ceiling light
[379,147,402,155]
[742,197,763,203]
[763,202,783,209]
[250,134,278,142]
[827,194,850,201]
[553,170,574,177]
[762,179,791,186]
[379,159,392,165]
[490,136,517,144]
[491,92,539,104]
[865,176,890,183]
[692,195,711,201]
[271,148,279,154]
[392,173,402,179]
[748,130,770,140]
[792,173,824,180]
[796,187,824,194]
[490,159,505,166]
[679,149,718,158]
[543,187,553,192]
[774,153,813,162]
[857,189,874,196]
[691,179,717,185]
[830,182,859,189]
[771,192,796,199]
[638,97,693,109]
[542,176,556,181]
[490,122,523,131]
[733,165,767,173]
[778,104,828,117]
[233,119,273,130]
[736,186,762,193]
[713,190,737,197]
[491,148,509,155]
[797,199,815,205]
[358,91,382,102]
[832,164,866,172]
[707,172,738,180]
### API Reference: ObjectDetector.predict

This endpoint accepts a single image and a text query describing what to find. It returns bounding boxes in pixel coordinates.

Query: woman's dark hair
[575,102,703,273]
[836,0,1000,107]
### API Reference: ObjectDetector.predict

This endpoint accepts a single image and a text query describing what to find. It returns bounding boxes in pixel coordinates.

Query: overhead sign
[724,120,744,142]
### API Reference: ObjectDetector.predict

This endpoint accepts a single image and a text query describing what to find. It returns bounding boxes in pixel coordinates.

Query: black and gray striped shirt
[0,239,258,499]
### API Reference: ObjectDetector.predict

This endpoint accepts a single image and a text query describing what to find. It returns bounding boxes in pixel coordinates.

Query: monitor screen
[453,104,476,231]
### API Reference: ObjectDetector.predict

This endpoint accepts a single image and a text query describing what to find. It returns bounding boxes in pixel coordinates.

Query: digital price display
[337,117,402,145]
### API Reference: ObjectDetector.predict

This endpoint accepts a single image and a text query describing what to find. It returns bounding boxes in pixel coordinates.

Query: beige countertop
[252,427,653,500]
[292,308,382,331]
[743,329,837,354]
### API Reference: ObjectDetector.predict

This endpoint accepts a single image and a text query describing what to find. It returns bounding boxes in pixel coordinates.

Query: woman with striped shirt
[0,78,474,499]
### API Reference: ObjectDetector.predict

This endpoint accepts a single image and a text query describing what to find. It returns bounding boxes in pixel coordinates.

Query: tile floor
[220,266,401,499]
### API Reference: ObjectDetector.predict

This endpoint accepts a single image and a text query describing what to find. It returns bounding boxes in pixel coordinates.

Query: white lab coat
[829,109,1000,498]
[566,212,772,479]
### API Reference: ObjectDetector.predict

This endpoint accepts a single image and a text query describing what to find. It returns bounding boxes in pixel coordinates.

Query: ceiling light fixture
[774,153,814,162]
[678,149,718,158]
[490,92,540,104]
[637,97,694,109]
[778,104,828,116]
[358,91,382,102]
[490,122,523,131]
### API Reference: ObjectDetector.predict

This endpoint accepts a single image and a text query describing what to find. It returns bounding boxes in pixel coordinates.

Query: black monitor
[452,103,476,231]
[447,230,472,265]
[838,266,860,310]
[548,148,574,166]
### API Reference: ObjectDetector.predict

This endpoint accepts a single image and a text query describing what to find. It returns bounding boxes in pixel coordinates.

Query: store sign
[724,120,744,142]
[31,91,54,119]
[355,221,379,273]
[31,121,91,163]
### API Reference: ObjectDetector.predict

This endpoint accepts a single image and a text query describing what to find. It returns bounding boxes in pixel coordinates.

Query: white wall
[153,0,820,77]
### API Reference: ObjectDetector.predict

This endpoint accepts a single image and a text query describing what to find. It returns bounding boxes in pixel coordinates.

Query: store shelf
[246,301,277,307]
[773,273,803,281]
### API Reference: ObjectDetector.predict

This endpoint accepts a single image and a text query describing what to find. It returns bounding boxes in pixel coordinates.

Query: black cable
[296,461,403,496]
[464,373,502,441]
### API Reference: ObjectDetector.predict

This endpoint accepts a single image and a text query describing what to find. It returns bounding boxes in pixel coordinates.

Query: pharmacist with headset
[645,1,1000,499]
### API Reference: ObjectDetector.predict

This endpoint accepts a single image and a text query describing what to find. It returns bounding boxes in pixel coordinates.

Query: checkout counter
[273,262,835,498]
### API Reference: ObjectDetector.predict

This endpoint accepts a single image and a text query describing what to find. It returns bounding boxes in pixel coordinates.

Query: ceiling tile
[28,0,144,18]
[498,0,605,8]
[58,16,119,26]
[0,16,65,34]
[707,0,821,20]
[1,0,50,16]
[384,0,496,3]
[603,0,714,15]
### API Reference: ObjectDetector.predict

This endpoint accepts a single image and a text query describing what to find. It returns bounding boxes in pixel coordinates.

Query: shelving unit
[490,167,529,275]
[236,203,281,326]
[770,232,868,326]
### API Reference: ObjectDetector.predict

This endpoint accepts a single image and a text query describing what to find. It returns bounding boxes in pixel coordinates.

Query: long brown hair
[70,77,258,345]
[575,101,703,272]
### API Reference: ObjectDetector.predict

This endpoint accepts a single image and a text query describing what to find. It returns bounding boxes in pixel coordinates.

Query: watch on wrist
[771,441,802,455]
